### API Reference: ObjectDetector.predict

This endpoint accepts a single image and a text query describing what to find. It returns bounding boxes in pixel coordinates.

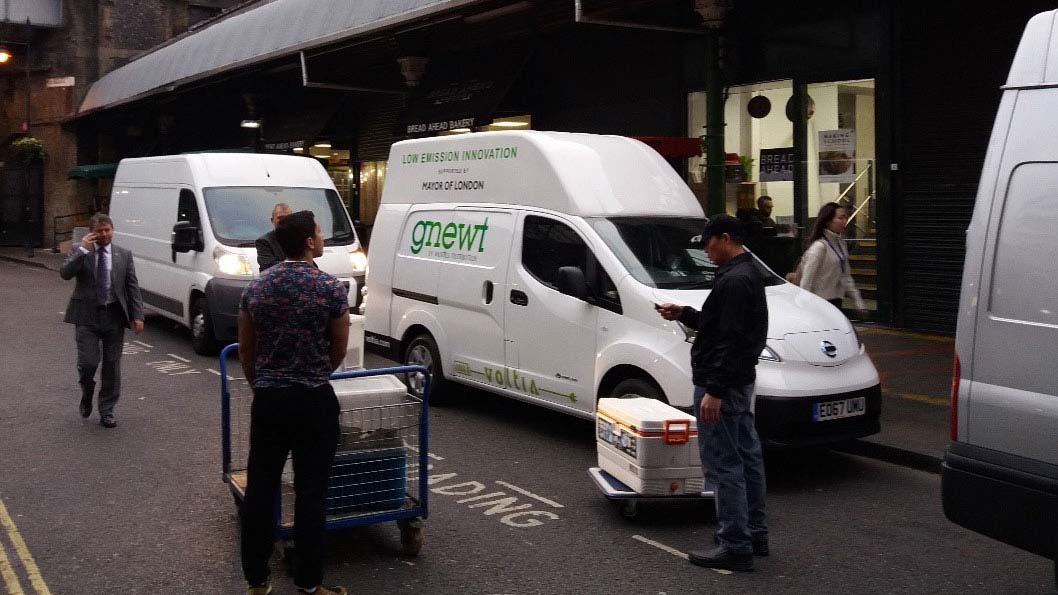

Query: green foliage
[11,136,44,163]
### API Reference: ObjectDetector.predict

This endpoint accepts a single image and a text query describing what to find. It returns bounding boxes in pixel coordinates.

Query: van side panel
[968,88,1058,465]
[364,204,409,345]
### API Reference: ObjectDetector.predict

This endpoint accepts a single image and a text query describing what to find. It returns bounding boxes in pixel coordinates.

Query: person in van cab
[798,202,866,316]
[256,202,291,271]
[656,214,770,572]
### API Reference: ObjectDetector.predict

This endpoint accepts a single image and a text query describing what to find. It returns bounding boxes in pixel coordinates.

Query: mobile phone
[654,302,663,310]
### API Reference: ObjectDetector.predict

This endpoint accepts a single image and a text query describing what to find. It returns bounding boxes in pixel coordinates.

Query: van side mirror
[556,266,590,301]
[172,221,202,254]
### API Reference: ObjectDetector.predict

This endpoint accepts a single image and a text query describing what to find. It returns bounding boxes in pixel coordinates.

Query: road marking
[0,500,52,594]
[888,391,949,407]
[167,353,191,363]
[856,326,954,344]
[631,535,732,576]
[0,533,25,595]
[133,340,153,348]
[403,444,444,461]
[494,481,564,508]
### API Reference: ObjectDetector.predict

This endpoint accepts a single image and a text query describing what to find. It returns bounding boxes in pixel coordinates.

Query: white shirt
[798,229,865,310]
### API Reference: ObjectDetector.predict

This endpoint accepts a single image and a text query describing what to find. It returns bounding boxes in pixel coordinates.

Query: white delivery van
[363,131,880,445]
[942,10,1058,585]
[109,153,366,354]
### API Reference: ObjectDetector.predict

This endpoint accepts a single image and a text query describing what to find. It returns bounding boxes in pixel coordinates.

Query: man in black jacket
[657,214,769,572]
[256,202,291,271]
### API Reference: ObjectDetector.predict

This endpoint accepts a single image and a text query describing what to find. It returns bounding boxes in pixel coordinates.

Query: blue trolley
[219,343,430,556]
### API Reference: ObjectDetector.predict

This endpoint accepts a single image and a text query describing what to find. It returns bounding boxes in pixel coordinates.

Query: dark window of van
[990,163,1058,326]
[177,189,200,227]
[522,215,620,312]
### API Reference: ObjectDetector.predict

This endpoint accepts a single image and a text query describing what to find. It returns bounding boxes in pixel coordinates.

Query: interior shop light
[489,121,527,127]
[314,142,332,148]
[240,119,262,129]
[450,128,472,133]
[292,147,304,152]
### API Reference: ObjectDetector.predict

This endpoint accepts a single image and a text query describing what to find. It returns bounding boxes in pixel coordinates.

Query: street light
[0,47,11,64]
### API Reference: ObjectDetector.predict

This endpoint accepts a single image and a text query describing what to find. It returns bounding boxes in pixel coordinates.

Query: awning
[632,136,703,158]
[77,0,481,116]
[398,44,529,136]
[68,164,118,180]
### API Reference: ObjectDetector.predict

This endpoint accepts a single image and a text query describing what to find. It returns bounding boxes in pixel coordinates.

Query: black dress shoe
[100,415,117,428]
[714,531,769,557]
[688,546,753,571]
[79,395,92,418]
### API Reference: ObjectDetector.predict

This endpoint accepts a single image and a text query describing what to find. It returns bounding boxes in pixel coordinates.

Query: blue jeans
[694,384,768,554]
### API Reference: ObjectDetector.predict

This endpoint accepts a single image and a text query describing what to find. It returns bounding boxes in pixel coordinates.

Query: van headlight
[349,249,367,273]
[759,345,781,362]
[214,248,253,276]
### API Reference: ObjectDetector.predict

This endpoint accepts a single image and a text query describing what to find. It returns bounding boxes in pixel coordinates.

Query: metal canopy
[77,0,480,116]
[67,164,118,179]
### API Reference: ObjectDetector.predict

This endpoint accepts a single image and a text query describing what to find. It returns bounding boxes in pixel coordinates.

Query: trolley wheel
[618,499,640,519]
[398,518,425,556]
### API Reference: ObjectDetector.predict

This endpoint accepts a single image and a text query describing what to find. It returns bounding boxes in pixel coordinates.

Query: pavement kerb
[0,252,59,271]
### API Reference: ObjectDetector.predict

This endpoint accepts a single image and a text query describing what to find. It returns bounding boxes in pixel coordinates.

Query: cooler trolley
[219,344,430,556]
[588,397,715,519]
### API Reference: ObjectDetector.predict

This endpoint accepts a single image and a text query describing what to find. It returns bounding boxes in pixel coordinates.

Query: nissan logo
[820,340,838,358]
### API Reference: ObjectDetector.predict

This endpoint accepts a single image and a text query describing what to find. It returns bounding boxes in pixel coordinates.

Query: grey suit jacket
[60,244,145,328]
[256,230,284,272]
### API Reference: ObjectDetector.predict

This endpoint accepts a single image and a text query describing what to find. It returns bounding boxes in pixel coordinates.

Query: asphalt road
[0,258,1053,595]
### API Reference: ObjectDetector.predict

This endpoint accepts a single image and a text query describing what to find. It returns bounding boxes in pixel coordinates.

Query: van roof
[1007,9,1058,89]
[381,131,705,219]
[113,153,333,189]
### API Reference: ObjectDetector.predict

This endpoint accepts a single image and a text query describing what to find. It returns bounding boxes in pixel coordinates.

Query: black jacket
[678,251,769,397]
[256,230,284,272]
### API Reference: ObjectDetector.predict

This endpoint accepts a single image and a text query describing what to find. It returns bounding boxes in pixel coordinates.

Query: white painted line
[494,481,564,508]
[403,443,444,461]
[631,535,732,575]
[206,369,221,376]
[133,340,153,348]
[167,353,191,363]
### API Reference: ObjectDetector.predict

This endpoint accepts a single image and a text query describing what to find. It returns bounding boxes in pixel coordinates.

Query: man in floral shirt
[238,210,350,595]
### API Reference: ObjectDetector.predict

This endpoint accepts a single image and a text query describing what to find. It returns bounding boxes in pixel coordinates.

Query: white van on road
[364,131,881,446]
[942,9,1058,586]
[109,153,366,354]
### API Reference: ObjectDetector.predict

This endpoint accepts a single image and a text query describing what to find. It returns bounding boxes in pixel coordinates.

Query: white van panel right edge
[1006,9,1056,88]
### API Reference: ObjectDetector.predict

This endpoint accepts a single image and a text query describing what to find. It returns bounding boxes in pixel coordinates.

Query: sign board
[818,129,856,183]
[1,0,63,27]
[758,147,794,182]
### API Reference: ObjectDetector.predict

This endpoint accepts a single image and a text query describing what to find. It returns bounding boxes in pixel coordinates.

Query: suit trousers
[75,304,126,416]
[241,383,339,589]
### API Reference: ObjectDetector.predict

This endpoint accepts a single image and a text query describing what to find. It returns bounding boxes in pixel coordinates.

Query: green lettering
[422,220,443,247]
[410,220,427,254]
[529,380,538,396]
[475,217,489,252]
[458,223,479,250]
[441,222,457,249]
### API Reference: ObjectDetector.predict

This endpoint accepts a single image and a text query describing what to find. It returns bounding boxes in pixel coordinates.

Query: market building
[23,0,1056,333]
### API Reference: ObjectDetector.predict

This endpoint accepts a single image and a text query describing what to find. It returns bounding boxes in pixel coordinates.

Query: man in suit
[60,213,144,428]
[255,202,291,272]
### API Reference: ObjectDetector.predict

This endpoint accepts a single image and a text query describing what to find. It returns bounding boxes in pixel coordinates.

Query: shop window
[357,160,387,225]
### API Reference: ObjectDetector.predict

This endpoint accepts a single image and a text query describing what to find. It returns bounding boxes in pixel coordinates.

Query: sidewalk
[1,246,953,470]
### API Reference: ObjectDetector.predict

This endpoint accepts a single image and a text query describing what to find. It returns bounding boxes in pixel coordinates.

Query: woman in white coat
[798,202,866,316]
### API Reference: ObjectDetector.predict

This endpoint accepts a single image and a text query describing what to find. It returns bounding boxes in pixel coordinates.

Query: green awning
[67,163,118,180]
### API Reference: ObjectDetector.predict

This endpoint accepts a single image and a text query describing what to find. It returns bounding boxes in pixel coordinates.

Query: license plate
[812,396,866,422]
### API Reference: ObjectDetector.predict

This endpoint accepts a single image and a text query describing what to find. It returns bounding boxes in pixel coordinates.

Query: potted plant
[11,136,44,164]
[738,155,755,182]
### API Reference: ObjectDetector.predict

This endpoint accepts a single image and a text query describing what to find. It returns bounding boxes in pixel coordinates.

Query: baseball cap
[699,214,745,243]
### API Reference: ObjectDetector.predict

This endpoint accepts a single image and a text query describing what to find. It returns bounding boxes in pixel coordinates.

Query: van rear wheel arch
[598,366,667,405]
[400,328,446,400]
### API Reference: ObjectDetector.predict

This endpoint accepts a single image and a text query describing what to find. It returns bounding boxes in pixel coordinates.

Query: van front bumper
[205,278,249,343]
[942,442,1058,560]
[755,384,882,447]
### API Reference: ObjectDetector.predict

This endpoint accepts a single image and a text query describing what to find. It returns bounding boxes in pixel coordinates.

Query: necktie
[96,247,109,305]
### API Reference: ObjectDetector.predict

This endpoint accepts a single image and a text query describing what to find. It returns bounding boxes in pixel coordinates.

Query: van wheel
[610,378,663,402]
[403,334,445,401]
[191,297,220,355]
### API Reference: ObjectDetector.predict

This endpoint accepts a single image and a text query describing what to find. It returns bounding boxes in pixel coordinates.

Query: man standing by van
[657,214,769,572]
[60,213,144,429]
[239,210,350,595]
[255,202,291,271]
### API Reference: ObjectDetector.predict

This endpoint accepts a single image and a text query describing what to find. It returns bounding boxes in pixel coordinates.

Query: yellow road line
[0,530,26,595]
[891,392,951,407]
[856,326,955,344]
[0,500,50,595]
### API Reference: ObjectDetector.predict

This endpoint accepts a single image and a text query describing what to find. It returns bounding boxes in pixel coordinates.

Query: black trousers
[241,383,339,588]
[75,304,126,417]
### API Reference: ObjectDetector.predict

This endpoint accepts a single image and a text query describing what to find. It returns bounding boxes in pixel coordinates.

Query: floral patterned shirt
[240,260,348,388]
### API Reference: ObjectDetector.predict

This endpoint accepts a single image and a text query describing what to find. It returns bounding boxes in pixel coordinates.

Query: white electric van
[364,131,880,445]
[942,10,1058,585]
[109,153,366,354]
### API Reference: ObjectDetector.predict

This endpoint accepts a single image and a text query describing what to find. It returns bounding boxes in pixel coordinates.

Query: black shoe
[100,415,117,428]
[79,395,92,418]
[714,531,769,557]
[688,546,753,571]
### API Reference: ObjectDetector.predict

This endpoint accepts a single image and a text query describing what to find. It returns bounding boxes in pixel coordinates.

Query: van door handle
[510,289,528,306]
[484,281,494,304]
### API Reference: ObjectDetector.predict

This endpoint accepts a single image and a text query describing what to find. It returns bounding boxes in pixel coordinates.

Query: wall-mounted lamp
[240,119,262,129]
[397,56,429,87]
[0,47,12,64]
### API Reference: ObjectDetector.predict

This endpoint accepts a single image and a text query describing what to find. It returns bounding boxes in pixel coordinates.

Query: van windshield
[202,187,356,247]
[590,217,785,290]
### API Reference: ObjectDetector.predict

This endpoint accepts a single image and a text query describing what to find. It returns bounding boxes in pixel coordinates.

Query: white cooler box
[596,397,704,496]
[343,313,365,370]
[331,374,409,431]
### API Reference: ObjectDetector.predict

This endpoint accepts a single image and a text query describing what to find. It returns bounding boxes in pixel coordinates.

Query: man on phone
[60,213,144,428]
[656,214,769,572]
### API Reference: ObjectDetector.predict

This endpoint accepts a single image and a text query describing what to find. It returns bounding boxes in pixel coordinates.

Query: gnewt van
[941,10,1058,586]
[363,131,881,445]
[109,153,366,354]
